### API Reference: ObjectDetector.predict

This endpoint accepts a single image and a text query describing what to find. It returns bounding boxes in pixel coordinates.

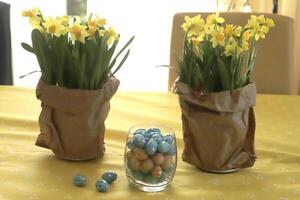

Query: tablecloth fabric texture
[0,86,300,200]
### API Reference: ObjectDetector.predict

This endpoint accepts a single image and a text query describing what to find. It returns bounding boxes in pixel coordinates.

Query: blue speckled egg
[146,128,161,134]
[73,175,86,187]
[163,134,174,144]
[127,139,135,150]
[133,134,146,148]
[134,129,146,135]
[95,179,109,192]
[157,141,170,153]
[151,133,162,142]
[168,144,176,155]
[145,139,158,155]
[102,172,117,184]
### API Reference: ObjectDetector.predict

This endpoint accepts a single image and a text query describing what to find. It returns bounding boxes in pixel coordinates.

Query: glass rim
[128,123,175,135]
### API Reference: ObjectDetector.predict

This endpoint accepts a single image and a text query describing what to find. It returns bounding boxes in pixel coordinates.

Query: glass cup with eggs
[124,124,177,192]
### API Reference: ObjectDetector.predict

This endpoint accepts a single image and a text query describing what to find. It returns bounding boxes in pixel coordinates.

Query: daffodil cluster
[22,8,118,45]
[21,8,134,90]
[177,13,275,93]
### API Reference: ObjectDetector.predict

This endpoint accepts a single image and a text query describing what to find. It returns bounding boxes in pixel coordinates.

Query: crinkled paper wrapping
[35,77,119,160]
[172,78,256,172]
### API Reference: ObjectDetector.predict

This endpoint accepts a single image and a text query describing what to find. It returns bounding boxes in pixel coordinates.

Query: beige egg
[151,166,162,178]
[161,155,173,170]
[152,153,164,165]
[142,159,154,171]
[133,148,148,160]
[131,157,142,171]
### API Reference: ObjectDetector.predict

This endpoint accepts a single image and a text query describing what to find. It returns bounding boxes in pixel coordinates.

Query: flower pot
[172,79,256,173]
[35,77,119,160]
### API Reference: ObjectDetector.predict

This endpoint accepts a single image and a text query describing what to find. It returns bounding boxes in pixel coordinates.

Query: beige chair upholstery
[169,12,297,94]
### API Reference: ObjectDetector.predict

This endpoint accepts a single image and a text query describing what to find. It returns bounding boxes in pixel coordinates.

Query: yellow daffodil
[225,24,241,37]
[22,8,44,32]
[87,26,97,37]
[224,39,243,56]
[210,27,225,47]
[87,18,98,37]
[43,17,66,37]
[96,15,107,26]
[70,23,89,43]
[29,17,44,32]
[189,35,204,46]
[181,15,206,37]
[206,12,225,25]
[265,18,275,27]
[98,27,118,45]
[107,27,118,45]
[247,15,260,29]
[22,8,39,18]
[224,44,236,56]
[60,16,69,26]
[242,30,252,41]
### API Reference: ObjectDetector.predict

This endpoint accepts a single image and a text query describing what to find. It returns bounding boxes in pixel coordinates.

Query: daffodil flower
[22,8,39,18]
[107,27,118,45]
[225,24,241,37]
[96,15,107,26]
[210,27,225,47]
[43,17,66,37]
[206,12,225,25]
[181,15,206,37]
[70,23,89,43]
[60,16,69,26]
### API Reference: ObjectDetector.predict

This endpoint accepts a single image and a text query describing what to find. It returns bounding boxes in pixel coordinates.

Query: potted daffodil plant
[22,8,134,160]
[172,13,274,172]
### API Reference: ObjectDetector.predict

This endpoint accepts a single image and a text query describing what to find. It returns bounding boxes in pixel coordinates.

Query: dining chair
[168,12,297,94]
[0,1,13,85]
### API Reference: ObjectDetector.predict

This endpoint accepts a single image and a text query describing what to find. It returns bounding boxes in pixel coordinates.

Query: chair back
[0,2,12,85]
[169,12,296,94]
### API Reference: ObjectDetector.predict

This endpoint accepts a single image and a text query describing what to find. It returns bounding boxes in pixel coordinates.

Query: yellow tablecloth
[0,86,300,200]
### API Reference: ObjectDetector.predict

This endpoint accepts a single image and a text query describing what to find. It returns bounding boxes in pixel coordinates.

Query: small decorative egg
[73,175,86,187]
[95,179,109,192]
[161,155,173,170]
[131,157,142,171]
[133,148,148,160]
[142,159,154,171]
[167,145,176,156]
[102,172,117,184]
[157,141,170,153]
[151,166,162,178]
[163,134,174,144]
[133,134,146,148]
[146,128,161,134]
[134,128,146,135]
[152,153,164,165]
[151,133,162,142]
[127,140,135,150]
[145,139,158,155]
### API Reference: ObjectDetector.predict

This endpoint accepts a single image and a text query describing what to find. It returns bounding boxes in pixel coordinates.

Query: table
[0,86,300,200]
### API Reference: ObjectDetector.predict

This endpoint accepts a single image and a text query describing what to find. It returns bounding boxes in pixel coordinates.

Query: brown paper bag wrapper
[35,77,119,160]
[172,79,256,172]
